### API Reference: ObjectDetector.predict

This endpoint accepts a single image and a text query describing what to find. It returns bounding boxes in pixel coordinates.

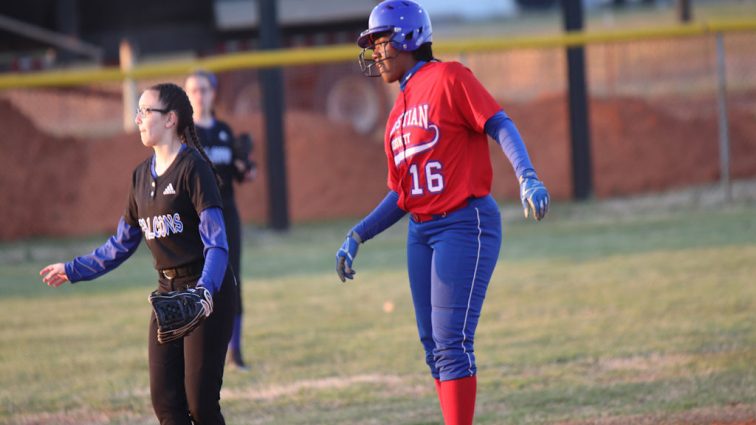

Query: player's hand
[234,159,257,182]
[519,171,550,221]
[243,164,257,182]
[233,159,247,174]
[193,286,214,317]
[39,263,70,287]
[336,230,362,282]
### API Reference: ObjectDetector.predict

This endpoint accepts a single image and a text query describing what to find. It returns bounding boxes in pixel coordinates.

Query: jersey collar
[400,60,428,91]
[151,143,187,179]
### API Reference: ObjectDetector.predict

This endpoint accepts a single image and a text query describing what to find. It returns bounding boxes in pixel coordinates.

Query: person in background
[186,70,256,371]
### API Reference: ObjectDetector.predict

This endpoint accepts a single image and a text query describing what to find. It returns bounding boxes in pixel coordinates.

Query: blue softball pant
[406,195,502,382]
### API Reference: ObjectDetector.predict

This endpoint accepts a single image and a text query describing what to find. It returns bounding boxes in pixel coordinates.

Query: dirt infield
[1,92,755,241]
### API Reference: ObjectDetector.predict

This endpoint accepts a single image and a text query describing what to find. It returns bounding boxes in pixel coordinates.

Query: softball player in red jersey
[40,83,236,425]
[336,1,550,424]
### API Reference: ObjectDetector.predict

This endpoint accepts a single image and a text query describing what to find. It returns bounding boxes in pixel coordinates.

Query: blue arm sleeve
[198,207,229,295]
[352,191,406,242]
[64,217,141,283]
[485,110,536,180]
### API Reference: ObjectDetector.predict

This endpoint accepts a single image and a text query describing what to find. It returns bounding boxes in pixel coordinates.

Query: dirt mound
[1,93,755,241]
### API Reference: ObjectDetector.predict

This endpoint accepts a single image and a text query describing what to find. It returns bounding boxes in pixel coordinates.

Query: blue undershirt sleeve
[64,216,142,283]
[352,191,406,242]
[198,207,229,295]
[484,110,535,180]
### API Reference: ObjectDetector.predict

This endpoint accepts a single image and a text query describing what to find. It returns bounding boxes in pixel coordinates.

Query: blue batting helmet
[357,0,432,52]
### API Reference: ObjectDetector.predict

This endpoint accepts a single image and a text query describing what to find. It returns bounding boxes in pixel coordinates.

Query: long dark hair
[412,43,435,62]
[149,82,222,188]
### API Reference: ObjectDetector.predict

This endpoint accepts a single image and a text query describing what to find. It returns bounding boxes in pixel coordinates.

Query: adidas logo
[163,183,176,195]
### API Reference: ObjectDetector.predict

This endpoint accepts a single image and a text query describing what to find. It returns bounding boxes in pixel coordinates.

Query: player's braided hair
[150,82,223,188]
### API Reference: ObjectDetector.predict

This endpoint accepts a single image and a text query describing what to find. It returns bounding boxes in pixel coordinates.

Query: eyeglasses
[369,41,392,54]
[136,106,170,117]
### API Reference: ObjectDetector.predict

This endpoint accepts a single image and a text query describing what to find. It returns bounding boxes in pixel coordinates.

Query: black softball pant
[148,268,237,425]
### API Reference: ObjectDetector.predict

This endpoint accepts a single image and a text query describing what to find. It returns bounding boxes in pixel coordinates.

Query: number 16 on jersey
[409,161,444,196]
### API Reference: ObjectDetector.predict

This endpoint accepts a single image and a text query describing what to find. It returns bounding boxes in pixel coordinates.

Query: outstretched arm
[485,111,550,221]
[39,216,142,286]
[336,191,406,282]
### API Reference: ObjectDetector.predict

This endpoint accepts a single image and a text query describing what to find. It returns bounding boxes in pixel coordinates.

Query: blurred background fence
[1,1,755,241]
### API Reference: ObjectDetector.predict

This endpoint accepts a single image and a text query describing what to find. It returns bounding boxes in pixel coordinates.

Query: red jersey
[385,61,502,215]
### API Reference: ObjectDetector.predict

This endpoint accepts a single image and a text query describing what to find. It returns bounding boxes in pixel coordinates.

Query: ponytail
[184,124,223,189]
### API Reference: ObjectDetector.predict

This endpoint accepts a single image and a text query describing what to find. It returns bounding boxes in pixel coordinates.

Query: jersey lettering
[390,104,429,135]
[389,103,439,166]
[204,146,233,165]
[393,124,439,166]
[139,213,184,241]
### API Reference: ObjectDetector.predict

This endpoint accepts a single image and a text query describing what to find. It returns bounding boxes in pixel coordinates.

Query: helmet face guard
[358,47,382,78]
[357,1,432,77]
[357,35,396,77]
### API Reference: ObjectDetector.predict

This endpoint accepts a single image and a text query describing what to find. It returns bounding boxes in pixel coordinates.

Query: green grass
[1,201,755,424]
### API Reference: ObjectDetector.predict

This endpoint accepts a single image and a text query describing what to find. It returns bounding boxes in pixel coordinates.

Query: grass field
[1,199,755,425]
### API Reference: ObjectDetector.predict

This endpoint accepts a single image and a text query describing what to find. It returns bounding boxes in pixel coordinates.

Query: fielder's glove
[232,133,256,179]
[336,230,362,282]
[519,170,550,221]
[148,286,213,344]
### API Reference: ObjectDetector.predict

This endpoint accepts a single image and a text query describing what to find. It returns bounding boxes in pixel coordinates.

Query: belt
[410,198,471,223]
[159,261,204,280]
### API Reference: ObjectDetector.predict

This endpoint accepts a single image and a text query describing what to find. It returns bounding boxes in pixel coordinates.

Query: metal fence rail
[1,19,754,90]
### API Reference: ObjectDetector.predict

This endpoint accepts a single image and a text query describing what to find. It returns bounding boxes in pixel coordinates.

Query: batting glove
[336,230,362,282]
[519,170,550,221]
